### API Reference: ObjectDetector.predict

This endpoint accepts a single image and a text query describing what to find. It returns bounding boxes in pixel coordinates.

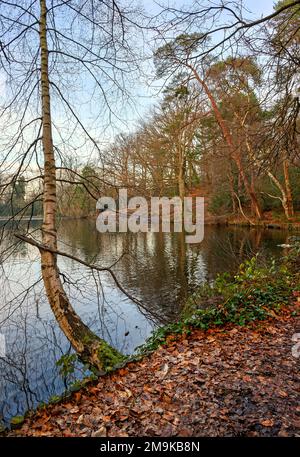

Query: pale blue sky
[143,0,277,20]
[242,0,277,16]
[50,0,283,153]
[0,0,281,171]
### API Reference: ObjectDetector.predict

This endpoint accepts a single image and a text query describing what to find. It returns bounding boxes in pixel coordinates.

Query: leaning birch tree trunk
[39,0,122,372]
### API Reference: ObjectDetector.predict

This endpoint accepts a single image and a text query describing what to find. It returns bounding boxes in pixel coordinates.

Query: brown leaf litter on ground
[8,307,300,437]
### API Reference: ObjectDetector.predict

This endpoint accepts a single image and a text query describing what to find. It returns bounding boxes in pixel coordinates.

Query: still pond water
[0,219,295,424]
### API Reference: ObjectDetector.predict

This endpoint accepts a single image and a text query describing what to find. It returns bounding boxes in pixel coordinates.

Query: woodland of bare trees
[54,1,300,224]
[0,0,299,372]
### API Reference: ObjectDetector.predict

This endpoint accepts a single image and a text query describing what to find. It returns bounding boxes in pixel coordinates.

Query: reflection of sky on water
[0,220,293,424]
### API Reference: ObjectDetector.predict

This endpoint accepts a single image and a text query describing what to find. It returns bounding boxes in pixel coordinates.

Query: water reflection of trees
[58,220,287,320]
[0,221,288,425]
[58,221,194,321]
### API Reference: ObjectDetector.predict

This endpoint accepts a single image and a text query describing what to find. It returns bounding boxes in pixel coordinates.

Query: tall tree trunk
[228,169,237,214]
[283,152,294,219]
[178,145,185,201]
[245,139,293,220]
[188,65,263,220]
[39,0,122,372]
[266,169,292,221]
[250,169,257,215]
